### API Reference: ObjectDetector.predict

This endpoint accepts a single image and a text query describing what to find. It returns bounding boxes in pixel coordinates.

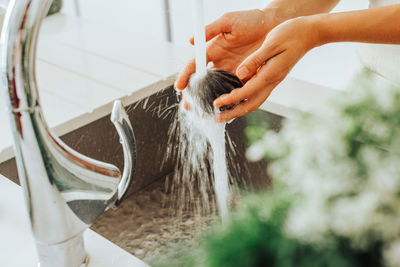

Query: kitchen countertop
[0,13,188,267]
[0,13,357,162]
[0,13,357,266]
[0,13,193,162]
[0,175,148,267]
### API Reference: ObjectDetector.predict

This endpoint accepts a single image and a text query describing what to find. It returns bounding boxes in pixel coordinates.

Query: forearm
[265,0,340,23]
[315,4,400,45]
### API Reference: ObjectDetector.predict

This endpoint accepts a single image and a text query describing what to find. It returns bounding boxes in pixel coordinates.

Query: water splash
[130,87,242,219]
[192,0,207,76]
[164,97,237,219]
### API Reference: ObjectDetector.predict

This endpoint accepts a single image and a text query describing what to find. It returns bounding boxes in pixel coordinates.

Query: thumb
[236,43,276,80]
[190,15,232,45]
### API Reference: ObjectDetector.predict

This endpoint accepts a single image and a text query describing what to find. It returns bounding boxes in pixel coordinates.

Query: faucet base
[36,232,88,267]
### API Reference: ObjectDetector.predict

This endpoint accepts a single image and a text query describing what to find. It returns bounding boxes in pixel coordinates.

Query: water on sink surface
[91,177,217,260]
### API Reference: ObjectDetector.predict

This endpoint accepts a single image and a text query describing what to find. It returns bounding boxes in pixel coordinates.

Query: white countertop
[0,14,187,267]
[0,13,356,267]
[0,13,356,161]
[0,175,148,267]
[0,13,193,162]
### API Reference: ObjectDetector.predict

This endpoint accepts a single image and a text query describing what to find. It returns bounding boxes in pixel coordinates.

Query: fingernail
[214,94,228,107]
[237,66,249,79]
[174,82,183,91]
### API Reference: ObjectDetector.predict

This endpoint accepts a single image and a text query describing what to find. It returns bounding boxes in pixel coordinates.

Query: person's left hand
[214,16,321,122]
[176,9,280,91]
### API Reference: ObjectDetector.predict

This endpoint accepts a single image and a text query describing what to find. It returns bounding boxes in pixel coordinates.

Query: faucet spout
[0,1,137,266]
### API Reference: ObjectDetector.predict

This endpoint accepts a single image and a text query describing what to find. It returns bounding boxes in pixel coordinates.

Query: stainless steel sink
[0,79,284,260]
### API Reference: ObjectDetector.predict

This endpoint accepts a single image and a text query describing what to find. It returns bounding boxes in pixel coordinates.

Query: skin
[176,0,339,118]
[214,17,319,121]
[175,9,279,91]
[177,0,400,122]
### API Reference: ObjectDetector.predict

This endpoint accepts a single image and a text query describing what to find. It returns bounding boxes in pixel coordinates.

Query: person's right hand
[175,9,282,90]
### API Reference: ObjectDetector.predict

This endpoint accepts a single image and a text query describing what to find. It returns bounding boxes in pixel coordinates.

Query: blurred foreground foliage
[202,191,382,267]
[154,70,400,267]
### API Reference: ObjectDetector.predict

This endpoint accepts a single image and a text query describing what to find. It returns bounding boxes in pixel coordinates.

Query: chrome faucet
[0,1,137,267]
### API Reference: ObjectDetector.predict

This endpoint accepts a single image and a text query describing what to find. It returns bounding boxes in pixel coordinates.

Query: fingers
[213,68,270,108]
[176,52,214,90]
[236,41,280,80]
[214,51,288,108]
[214,52,292,122]
[175,59,196,90]
[213,88,248,108]
[215,83,275,122]
[214,59,273,107]
[190,14,232,45]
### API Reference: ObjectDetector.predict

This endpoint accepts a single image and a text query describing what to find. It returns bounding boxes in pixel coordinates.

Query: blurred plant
[245,111,270,147]
[248,69,400,248]
[201,191,382,267]
[157,70,400,266]
[245,69,400,266]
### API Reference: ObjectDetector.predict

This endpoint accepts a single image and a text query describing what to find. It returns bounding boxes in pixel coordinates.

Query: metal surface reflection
[0,1,137,266]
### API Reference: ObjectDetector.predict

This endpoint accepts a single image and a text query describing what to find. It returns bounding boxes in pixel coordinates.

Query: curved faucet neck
[1,0,51,112]
[0,1,137,266]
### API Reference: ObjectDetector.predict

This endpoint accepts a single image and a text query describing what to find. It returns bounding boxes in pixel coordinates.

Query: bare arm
[215,4,400,122]
[266,0,340,22]
[175,0,340,91]
[317,4,400,45]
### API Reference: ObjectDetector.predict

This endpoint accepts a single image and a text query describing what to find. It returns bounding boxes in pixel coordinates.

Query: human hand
[214,16,321,122]
[175,9,280,90]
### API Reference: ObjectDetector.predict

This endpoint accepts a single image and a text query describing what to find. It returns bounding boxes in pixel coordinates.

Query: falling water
[192,0,230,217]
[128,83,244,219]
[208,128,230,218]
[165,99,233,218]
[184,86,230,218]
[192,0,207,76]
[163,0,234,219]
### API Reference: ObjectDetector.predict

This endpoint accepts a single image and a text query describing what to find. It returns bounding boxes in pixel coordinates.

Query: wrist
[261,7,289,28]
[307,13,331,47]
[263,4,299,24]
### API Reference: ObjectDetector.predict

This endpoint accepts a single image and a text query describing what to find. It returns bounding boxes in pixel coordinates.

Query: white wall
[61,0,167,41]
[62,0,367,45]
[170,0,367,45]
[169,0,268,45]
[60,0,369,90]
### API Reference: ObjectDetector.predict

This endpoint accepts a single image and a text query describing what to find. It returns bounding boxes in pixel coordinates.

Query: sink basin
[0,77,284,261]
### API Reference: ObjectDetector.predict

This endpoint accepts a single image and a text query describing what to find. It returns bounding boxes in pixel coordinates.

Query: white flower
[249,70,400,266]
[330,191,380,246]
[385,240,400,267]
[285,198,330,244]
